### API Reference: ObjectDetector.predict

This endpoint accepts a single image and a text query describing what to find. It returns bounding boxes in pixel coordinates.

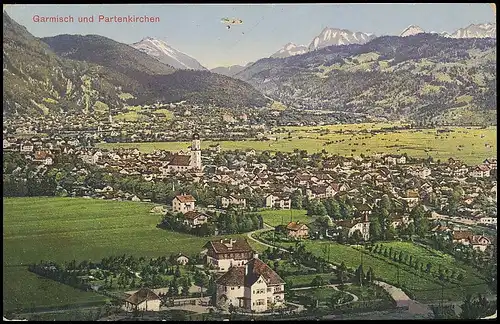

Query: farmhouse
[469,235,492,252]
[123,288,161,312]
[452,230,473,244]
[470,165,491,178]
[204,238,254,272]
[181,211,209,228]
[286,221,309,239]
[215,256,285,313]
[221,195,247,209]
[335,215,371,241]
[172,194,196,213]
[176,253,190,265]
[265,194,291,210]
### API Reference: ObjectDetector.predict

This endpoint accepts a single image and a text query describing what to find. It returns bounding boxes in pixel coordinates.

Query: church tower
[190,133,202,170]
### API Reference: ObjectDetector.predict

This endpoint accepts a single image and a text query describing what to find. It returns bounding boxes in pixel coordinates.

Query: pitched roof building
[123,288,161,312]
[203,238,254,272]
[215,257,286,313]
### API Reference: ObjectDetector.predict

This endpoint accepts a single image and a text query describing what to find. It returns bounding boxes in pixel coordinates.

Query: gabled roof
[215,258,285,287]
[175,195,196,203]
[183,211,208,221]
[286,221,309,231]
[204,238,253,254]
[125,288,160,305]
[469,235,491,245]
[452,230,473,241]
[169,154,191,166]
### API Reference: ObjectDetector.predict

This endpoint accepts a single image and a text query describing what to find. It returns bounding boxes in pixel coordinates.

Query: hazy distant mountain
[308,27,376,51]
[210,62,254,77]
[131,37,206,70]
[400,25,425,37]
[451,23,496,39]
[271,43,308,58]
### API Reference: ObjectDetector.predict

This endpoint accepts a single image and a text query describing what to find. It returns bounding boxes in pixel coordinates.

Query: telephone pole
[290,208,293,223]
[397,263,400,286]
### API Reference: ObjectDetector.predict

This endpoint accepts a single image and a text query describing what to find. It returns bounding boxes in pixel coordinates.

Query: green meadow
[3,197,265,311]
[97,124,496,165]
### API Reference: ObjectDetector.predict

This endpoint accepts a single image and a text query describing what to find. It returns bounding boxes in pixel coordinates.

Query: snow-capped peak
[400,25,425,37]
[308,27,376,51]
[270,42,308,59]
[130,37,206,71]
[450,23,496,39]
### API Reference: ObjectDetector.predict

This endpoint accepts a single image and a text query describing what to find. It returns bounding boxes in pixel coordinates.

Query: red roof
[169,154,191,166]
[204,238,253,254]
[124,288,160,305]
[216,258,285,287]
[183,211,208,221]
[175,195,196,203]
[286,221,309,231]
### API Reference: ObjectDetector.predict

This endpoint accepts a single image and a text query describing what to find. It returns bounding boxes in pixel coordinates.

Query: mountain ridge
[130,37,207,71]
[236,33,497,125]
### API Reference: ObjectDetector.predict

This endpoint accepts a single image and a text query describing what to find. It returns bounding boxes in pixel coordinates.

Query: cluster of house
[121,238,285,314]
[203,238,286,313]
[171,194,211,229]
[4,132,497,227]
[431,225,494,252]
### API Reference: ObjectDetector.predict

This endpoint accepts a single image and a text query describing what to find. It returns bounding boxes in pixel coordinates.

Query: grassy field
[257,209,311,227]
[284,273,337,288]
[3,197,265,311]
[291,287,353,308]
[97,124,496,165]
[269,240,490,303]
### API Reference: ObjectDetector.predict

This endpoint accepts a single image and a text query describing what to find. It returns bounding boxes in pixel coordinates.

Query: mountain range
[235,33,496,125]
[3,12,269,117]
[266,23,496,60]
[210,62,254,77]
[3,10,496,125]
[130,37,207,71]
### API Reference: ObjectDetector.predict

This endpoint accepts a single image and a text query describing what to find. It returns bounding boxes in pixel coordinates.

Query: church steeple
[190,132,202,170]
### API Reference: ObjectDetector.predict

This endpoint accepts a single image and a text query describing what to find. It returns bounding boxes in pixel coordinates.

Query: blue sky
[5,3,495,69]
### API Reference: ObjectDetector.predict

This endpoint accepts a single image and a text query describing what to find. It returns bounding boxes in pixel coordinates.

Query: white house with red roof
[215,256,286,312]
[172,194,196,213]
[203,238,254,272]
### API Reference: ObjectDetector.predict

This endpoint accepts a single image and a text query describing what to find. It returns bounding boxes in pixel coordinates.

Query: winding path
[291,283,359,304]
[248,229,434,318]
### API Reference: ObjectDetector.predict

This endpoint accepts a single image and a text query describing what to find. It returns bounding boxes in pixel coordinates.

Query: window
[256,299,265,306]
[267,288,272,292]
[231,287,235,290]
[225,286,227,292]
[238,286,241,289]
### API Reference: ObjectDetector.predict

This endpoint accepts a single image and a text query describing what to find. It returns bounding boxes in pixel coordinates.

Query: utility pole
[397,263,400,286]
[290,208,293,223]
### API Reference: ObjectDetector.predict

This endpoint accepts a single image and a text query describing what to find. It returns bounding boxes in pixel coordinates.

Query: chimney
[253,252,258,259]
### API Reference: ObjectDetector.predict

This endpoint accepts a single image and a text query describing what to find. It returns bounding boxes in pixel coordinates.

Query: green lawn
[291,287,353,308]
[284,273,337,288]
[257,209,311,227]
[153,109,174,120]
[97,124,497,165]
[269,240,491,303]
[3,197,265,311]
[339,284,392,302]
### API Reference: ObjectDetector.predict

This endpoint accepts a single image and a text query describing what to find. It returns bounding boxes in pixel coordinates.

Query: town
[3,129,497,320]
